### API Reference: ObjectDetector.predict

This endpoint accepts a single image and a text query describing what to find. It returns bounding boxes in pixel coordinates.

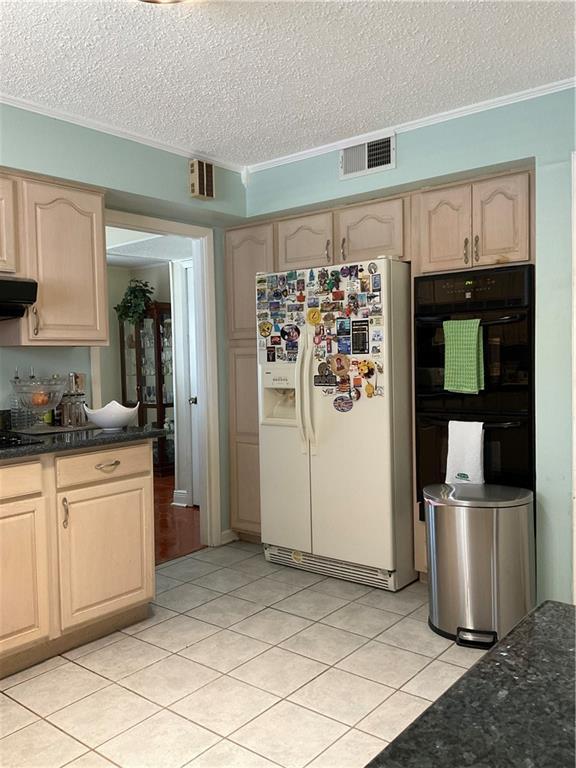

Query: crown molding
[2,78,574,180]
[245,78,576,174]
[0,93,244,174]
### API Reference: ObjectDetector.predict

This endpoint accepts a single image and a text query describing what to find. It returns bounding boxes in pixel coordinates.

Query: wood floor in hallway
[154,475,203,565]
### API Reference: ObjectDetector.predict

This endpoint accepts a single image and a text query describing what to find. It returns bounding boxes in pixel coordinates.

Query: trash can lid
[423,483,533,508]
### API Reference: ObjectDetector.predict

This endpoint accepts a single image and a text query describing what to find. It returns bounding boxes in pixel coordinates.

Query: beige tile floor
[0,542,486,768]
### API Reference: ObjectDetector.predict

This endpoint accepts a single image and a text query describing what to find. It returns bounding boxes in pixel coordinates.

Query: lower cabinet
[229,344,261,536]
[0,497,50,655]
[57,476,154,630]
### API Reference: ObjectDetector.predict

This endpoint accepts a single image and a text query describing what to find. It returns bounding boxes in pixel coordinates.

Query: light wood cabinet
[0,175,18,273]
[419,173,530,274]
[472,173,529,266]
[57,475,153,630]
[277,212,333,270]
[419,184,472,273]
[229,344,261,536]
[0,497,50,655]
[334,199,404,263]
[0,176,108,346]
[226,224,274,340]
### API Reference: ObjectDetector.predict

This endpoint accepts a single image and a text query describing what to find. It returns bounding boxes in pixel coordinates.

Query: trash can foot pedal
[456,626,497,649]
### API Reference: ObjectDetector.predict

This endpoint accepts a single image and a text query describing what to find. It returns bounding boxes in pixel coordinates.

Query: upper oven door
[414,309,532,414]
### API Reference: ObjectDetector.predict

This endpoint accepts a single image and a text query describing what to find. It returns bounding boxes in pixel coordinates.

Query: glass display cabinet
[119,301,174,475]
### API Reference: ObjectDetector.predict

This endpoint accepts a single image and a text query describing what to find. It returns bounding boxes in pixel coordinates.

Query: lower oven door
[416,413,534,519]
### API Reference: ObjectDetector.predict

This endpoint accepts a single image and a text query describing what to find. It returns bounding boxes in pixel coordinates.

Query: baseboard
[172,489,192,507]
[220,528,239,545]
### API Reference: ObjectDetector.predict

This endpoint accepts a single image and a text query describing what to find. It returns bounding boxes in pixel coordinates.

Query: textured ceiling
[0,0,574,167]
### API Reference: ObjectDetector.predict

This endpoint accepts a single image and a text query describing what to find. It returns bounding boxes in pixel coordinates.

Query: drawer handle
[340,237,346,261]
[463,237,469,264]
[325,239,331,262]
[95,460,121,471]
[32,306,39,336]
[62,497,69,529]
[474,234,480,262]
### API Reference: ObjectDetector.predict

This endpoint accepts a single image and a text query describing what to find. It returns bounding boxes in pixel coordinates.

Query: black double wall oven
[414,265,535,520]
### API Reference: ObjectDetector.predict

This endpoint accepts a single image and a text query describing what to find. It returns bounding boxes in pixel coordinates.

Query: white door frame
[97,209,222,548]
[572,151,576,603]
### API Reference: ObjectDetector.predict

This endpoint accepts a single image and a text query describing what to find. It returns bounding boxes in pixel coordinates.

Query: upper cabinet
[472,174,529,267]
[420,184,472,273]
[334,199,403,263]
[0,175,18,273]
[0,177,108,346]
[226,224,274,340]
[276,212,333,270]
[418,173,530,274]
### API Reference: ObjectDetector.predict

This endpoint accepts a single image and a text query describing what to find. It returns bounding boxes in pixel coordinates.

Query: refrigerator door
[308,259,396,570]
[257,271,312,553]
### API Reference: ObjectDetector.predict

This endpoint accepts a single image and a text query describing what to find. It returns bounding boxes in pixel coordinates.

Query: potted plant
[114,280,154,324]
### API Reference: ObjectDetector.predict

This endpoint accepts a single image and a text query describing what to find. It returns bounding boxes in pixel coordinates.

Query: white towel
[445,420,485,484]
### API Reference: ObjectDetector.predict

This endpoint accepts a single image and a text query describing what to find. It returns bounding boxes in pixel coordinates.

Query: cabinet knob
[474,234,480,262]
[463,237,469,264]
[62,497,69,529]
[340,237,346,261]
[325,240,331,262]
[189,396,198,405]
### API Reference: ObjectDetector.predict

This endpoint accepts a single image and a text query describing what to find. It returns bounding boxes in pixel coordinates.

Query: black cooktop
[0,431,44,448]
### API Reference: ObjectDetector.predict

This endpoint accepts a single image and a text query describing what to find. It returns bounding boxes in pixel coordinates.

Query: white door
[171,258,201,508]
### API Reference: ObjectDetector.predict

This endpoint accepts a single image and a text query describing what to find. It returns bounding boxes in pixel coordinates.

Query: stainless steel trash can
[424,483,535,648]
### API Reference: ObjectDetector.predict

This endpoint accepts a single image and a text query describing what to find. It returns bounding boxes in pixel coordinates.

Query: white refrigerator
[256,257,416,591]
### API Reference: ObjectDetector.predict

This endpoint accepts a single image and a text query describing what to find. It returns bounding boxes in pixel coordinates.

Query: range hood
[0,277,38,320]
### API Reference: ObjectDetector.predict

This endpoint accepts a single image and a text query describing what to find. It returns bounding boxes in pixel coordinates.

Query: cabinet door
[0,176,18,273]
[226,224,274,340]
[334,199,403,263]
[229,344,261,535]
[0,498,50,654]
[277,212,333,270]
[21,179,108,343]
[472,173,529,266]
[57,476,153,630]
[420,185,472,273]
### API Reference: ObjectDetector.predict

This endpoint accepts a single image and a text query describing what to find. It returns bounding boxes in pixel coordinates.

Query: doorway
[90,211,222,565]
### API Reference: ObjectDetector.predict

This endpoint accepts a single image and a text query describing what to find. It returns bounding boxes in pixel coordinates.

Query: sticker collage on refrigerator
[256,261,386,412]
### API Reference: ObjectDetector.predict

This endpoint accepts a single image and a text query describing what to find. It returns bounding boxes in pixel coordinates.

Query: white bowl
[84,401,139,431]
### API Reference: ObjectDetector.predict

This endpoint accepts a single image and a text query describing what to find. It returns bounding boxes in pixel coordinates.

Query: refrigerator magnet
[365,382,375,398]
[371,273,382,291]
[333,395,354,413]
[307,308,322,325]
[329,354,350,376]
[368,262,378,274]
[350,387,362,401]
[259,321,273,337]
[340,265,350,277]
[337,337,351,354]
[266,347,276,362]
[270,335,281,345]
[281,324,300,341]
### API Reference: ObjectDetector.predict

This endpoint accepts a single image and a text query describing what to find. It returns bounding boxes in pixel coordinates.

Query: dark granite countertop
[367,600,575,768]
[0,426,166,460]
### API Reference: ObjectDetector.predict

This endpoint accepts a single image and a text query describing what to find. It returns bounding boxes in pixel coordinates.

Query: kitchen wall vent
[189,159,215,199]
[339,135,396,179]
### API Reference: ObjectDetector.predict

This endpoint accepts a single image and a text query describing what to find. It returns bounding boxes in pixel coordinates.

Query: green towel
[443,319,484,394]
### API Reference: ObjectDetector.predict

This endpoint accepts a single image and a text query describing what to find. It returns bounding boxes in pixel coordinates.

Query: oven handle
[418,416,523,429]
[415,314,524,328]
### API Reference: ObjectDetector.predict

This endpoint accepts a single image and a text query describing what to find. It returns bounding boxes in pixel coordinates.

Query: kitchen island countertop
[0,426,166,460]
[366,600,575,768]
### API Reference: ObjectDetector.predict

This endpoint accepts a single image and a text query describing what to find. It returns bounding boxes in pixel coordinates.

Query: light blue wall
[1,91,574,600]
[246,89,576,603]
[0,104,246,225]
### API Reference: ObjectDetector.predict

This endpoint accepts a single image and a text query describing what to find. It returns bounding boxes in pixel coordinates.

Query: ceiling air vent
[189,159,215,199]
[339,135,396,179]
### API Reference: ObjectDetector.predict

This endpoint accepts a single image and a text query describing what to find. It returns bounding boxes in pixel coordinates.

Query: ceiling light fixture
[137,0,188,4]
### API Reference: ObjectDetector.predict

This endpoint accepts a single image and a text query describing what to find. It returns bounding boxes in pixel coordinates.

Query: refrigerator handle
[303,334,317,453]
[295,331,308,452]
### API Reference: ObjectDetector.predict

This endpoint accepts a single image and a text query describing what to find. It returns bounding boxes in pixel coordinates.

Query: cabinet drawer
[56,443,151,489]
[0,462,42,500]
